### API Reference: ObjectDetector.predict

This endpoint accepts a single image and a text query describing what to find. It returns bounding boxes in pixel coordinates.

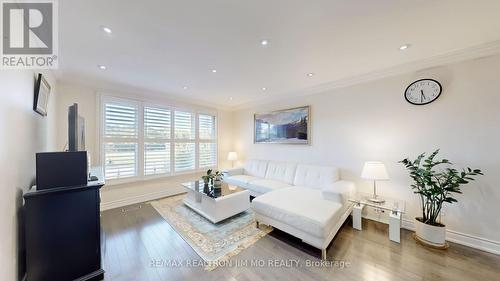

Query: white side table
[349,194,405,243]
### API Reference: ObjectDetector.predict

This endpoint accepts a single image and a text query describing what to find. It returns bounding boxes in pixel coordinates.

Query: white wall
[217,109,234,169]
[0,70,57,281]
[232,55,500,247]
[54,81,234,209]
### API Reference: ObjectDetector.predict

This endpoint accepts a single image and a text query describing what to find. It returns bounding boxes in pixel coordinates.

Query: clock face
[404,79,442,105]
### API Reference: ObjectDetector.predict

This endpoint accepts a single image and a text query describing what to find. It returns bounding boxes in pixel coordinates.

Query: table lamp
[227,152,238,168]
[361,161,389,203]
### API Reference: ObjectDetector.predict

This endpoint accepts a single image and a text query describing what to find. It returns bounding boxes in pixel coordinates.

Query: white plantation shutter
[174,111,196,172]
[104,143,137,179]
[199,142,216,168]
[174,111,195,139]
[144,107,171,175]
[199,114,216,140]
[175,142,195,171]
[144,107,171,139]
[198,114,217,168]
[103,101,139,180]
[145,143,170,175]
[104,103,138,138]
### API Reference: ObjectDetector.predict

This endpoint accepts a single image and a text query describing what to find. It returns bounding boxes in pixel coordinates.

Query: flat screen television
[68,103,85,151]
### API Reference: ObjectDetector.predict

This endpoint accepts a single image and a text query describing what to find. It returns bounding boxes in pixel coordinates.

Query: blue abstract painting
[254,106,309,144]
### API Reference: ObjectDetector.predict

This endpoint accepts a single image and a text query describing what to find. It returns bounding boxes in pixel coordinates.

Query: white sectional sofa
[224,160,296,197]
[224,160,356,260]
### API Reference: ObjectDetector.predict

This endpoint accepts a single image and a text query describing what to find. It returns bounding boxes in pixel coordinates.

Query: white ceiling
[57,0,500,109]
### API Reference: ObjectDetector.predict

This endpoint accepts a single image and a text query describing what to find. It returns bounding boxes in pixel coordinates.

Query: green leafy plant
[201,169,213,184]
[214,170,223,180]
[201,169,223,184]
[400,149,483,226]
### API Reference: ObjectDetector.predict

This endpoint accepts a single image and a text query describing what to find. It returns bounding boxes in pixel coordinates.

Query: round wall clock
[404,79,442,105]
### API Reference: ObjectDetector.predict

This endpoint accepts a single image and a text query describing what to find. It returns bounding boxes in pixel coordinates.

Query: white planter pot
[414,217,447,248]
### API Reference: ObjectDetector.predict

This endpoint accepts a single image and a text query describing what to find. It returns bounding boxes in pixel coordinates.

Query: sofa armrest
[222,167,244,177]
[322,180,356,205]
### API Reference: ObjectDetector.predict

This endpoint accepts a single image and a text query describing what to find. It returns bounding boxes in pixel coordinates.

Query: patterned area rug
[149,194,272,270]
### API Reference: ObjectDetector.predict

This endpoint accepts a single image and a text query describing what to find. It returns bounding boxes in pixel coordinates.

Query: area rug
[149,194,272,270]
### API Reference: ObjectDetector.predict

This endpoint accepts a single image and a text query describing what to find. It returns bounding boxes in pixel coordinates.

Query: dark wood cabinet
[23,173,105,281]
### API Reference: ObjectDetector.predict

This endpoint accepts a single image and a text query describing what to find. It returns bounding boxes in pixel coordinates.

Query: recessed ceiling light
[101,26,112,34]
[399,44,410,51]
[212,69,217,73]
[98,65,107,70]
[183,86,188,90]
[260,39,269,46]
[261,87,267,91]
[307,72,314,77]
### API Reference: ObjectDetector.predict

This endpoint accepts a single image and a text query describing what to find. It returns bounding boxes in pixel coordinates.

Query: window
[145,143,170,175]
[199,143,216,168]
[101,96,217,181]
[144,107,171,176]
[175,142,195,171]
[102,102,139,179]
[198,114,217,168]
[174,111,195,171]
[174,111,195,139]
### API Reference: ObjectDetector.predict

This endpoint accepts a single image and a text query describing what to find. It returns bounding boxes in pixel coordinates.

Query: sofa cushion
[265,161,297,185]
[321,180,356,206]
[247,179,292,195]
[252,186,343,238]
[244,160,269,178]
[224,175,259,188]
[293,164,339,189]
[222,167,244,177]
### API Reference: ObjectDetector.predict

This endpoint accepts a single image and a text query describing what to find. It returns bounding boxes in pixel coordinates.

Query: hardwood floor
[100,202,500,281]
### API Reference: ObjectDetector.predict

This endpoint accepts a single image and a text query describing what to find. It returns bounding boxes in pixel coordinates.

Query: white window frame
[98,94,218,185]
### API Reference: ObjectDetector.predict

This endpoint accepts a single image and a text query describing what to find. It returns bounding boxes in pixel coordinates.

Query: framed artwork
[33,73,51,116]
[254,106,310,144]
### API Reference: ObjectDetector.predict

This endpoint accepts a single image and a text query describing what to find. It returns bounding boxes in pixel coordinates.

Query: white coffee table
[182,181,250,223]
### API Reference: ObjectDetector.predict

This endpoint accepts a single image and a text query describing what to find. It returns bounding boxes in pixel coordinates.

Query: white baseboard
[100,189,186,211]
[360,215,500,255]
[401,218,415,231]
[400,218,500,255]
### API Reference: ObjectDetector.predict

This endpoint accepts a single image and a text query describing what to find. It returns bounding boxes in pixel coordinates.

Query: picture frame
[33,73,51,116]
[254,106,310,144]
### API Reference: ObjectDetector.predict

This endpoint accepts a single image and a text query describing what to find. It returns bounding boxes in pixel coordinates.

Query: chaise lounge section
[224,160,356,259]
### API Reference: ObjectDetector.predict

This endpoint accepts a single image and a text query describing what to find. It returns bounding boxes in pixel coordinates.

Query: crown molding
[232,40,500,111]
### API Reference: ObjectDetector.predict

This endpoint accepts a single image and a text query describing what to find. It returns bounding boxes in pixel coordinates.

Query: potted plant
[201,169,213,187]
[400,149,483,248]
[213,170,223,188]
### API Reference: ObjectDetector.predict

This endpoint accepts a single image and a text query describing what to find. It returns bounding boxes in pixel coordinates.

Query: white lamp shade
[227,152,238,161]
[361,161,389,180]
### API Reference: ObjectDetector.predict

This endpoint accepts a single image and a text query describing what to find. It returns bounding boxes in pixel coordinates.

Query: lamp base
[368,197,385,204]
[369,180,385,204]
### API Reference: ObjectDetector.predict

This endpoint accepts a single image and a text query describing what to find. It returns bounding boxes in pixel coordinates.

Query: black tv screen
[68,103,85,151]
